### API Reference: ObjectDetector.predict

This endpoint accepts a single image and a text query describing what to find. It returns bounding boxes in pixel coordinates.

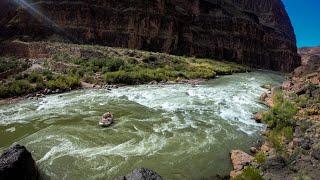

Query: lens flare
[14,0,60,29]
[13,0,77,42]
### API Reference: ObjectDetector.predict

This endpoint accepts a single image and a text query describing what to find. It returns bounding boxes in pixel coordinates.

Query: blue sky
[282,0,320,47]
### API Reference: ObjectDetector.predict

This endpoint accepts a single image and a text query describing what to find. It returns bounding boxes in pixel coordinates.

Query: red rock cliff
[0,0,300,72]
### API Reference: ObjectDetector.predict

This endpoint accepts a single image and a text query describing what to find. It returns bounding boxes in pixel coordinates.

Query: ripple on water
[0,71,284,180]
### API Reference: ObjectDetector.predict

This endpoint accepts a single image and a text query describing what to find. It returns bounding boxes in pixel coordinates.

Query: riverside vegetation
[233,90,306,179]
[233,50,320,180]
[0,41,249,99]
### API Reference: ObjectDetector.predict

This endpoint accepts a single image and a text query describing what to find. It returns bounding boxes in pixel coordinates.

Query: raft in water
[98,121,113,127]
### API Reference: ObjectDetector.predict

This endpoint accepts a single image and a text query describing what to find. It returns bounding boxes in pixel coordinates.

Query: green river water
[0,71,283,180]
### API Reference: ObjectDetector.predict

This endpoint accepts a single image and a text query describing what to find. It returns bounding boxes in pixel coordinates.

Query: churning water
[0,71,283,179]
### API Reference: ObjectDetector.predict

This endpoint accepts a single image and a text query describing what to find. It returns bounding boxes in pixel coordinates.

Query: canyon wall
[0,0,300,72]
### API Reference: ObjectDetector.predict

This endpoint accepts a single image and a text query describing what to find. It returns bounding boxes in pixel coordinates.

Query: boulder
[292,137,313,150]
[250,147,258,154]
[254,112,263,123]
[260,142,272,153]
[282,81,292,91]
[300,138,313,150]
[261,84,272,91]
[0,144,39,180]
[230,150,253,178]
[260,92,269,102]
[117,168,162,180]
[261,156,286,171]
[266,97,274,107]
[148,80,158,85]
[312,148,320,160]
[271,86,282,94]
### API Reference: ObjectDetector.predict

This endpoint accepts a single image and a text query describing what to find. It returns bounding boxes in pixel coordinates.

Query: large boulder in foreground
[117,168,162,180]
[0,144,39,180]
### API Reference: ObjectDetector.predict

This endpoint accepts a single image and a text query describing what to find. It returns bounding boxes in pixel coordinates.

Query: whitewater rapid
[0,71,283,179]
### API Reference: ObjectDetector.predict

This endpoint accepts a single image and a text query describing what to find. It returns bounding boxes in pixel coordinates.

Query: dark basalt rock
[117,168,162,180]
[0,0,300,72]
[0,144,39,180]
[312,148,320,160]
[261,156,286,170]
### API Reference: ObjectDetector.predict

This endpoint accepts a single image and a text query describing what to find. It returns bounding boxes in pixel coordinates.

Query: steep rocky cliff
[0,0,300,72]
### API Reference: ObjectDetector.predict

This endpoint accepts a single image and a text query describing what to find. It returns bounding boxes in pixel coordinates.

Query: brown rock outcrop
[254,112,263,123]
[0,0,300,72]
[283,46,320,93]
[230,150,253,178]
[258,46,320,180]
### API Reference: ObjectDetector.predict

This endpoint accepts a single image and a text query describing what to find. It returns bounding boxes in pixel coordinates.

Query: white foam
[0,71,284,179]
[1,71,282,135]
[5,127,16,132]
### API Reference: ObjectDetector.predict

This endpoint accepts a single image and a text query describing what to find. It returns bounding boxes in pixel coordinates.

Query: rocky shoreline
[2,68,317,179]
[230,47,320,179]
[0,45,317,179]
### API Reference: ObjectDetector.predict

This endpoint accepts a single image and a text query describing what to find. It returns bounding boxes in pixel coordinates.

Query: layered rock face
[0,0,300,71]
[295,46,320,76]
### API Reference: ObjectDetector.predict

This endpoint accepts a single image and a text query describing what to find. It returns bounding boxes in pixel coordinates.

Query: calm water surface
[0,71,283,180]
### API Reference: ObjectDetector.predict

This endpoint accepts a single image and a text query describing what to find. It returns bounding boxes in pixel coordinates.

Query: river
[0,71,283,180]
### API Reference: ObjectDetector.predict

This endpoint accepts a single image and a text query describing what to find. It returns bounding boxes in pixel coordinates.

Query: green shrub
[103,70,126,84]
[0,80,36,98]
[0,57,29,73]
[262,91,298,154]
[90,58,105,68]
[282,126,294,141]
[42,69,52,76]
[52,53,70,62]
[233,167,264,180]
[267,131,283,152]
[254,152,267,164]
[295,170,312,180]
[46,75,80,90]
[105,58,125,72]
[266,126,293,156]
[126,58,139,65]
[14,74,25,80]
[72,57,86,65]
[262,92,297,129]
[104,69,151,85]
[0,83,8,98]
[75,67,86,78]
[83,75,96,84]
[0,57,18,73]
[103,67,178,85]
[28,71,44,83]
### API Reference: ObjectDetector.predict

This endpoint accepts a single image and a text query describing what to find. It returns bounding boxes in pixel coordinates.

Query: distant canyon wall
[0,0,300,72]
